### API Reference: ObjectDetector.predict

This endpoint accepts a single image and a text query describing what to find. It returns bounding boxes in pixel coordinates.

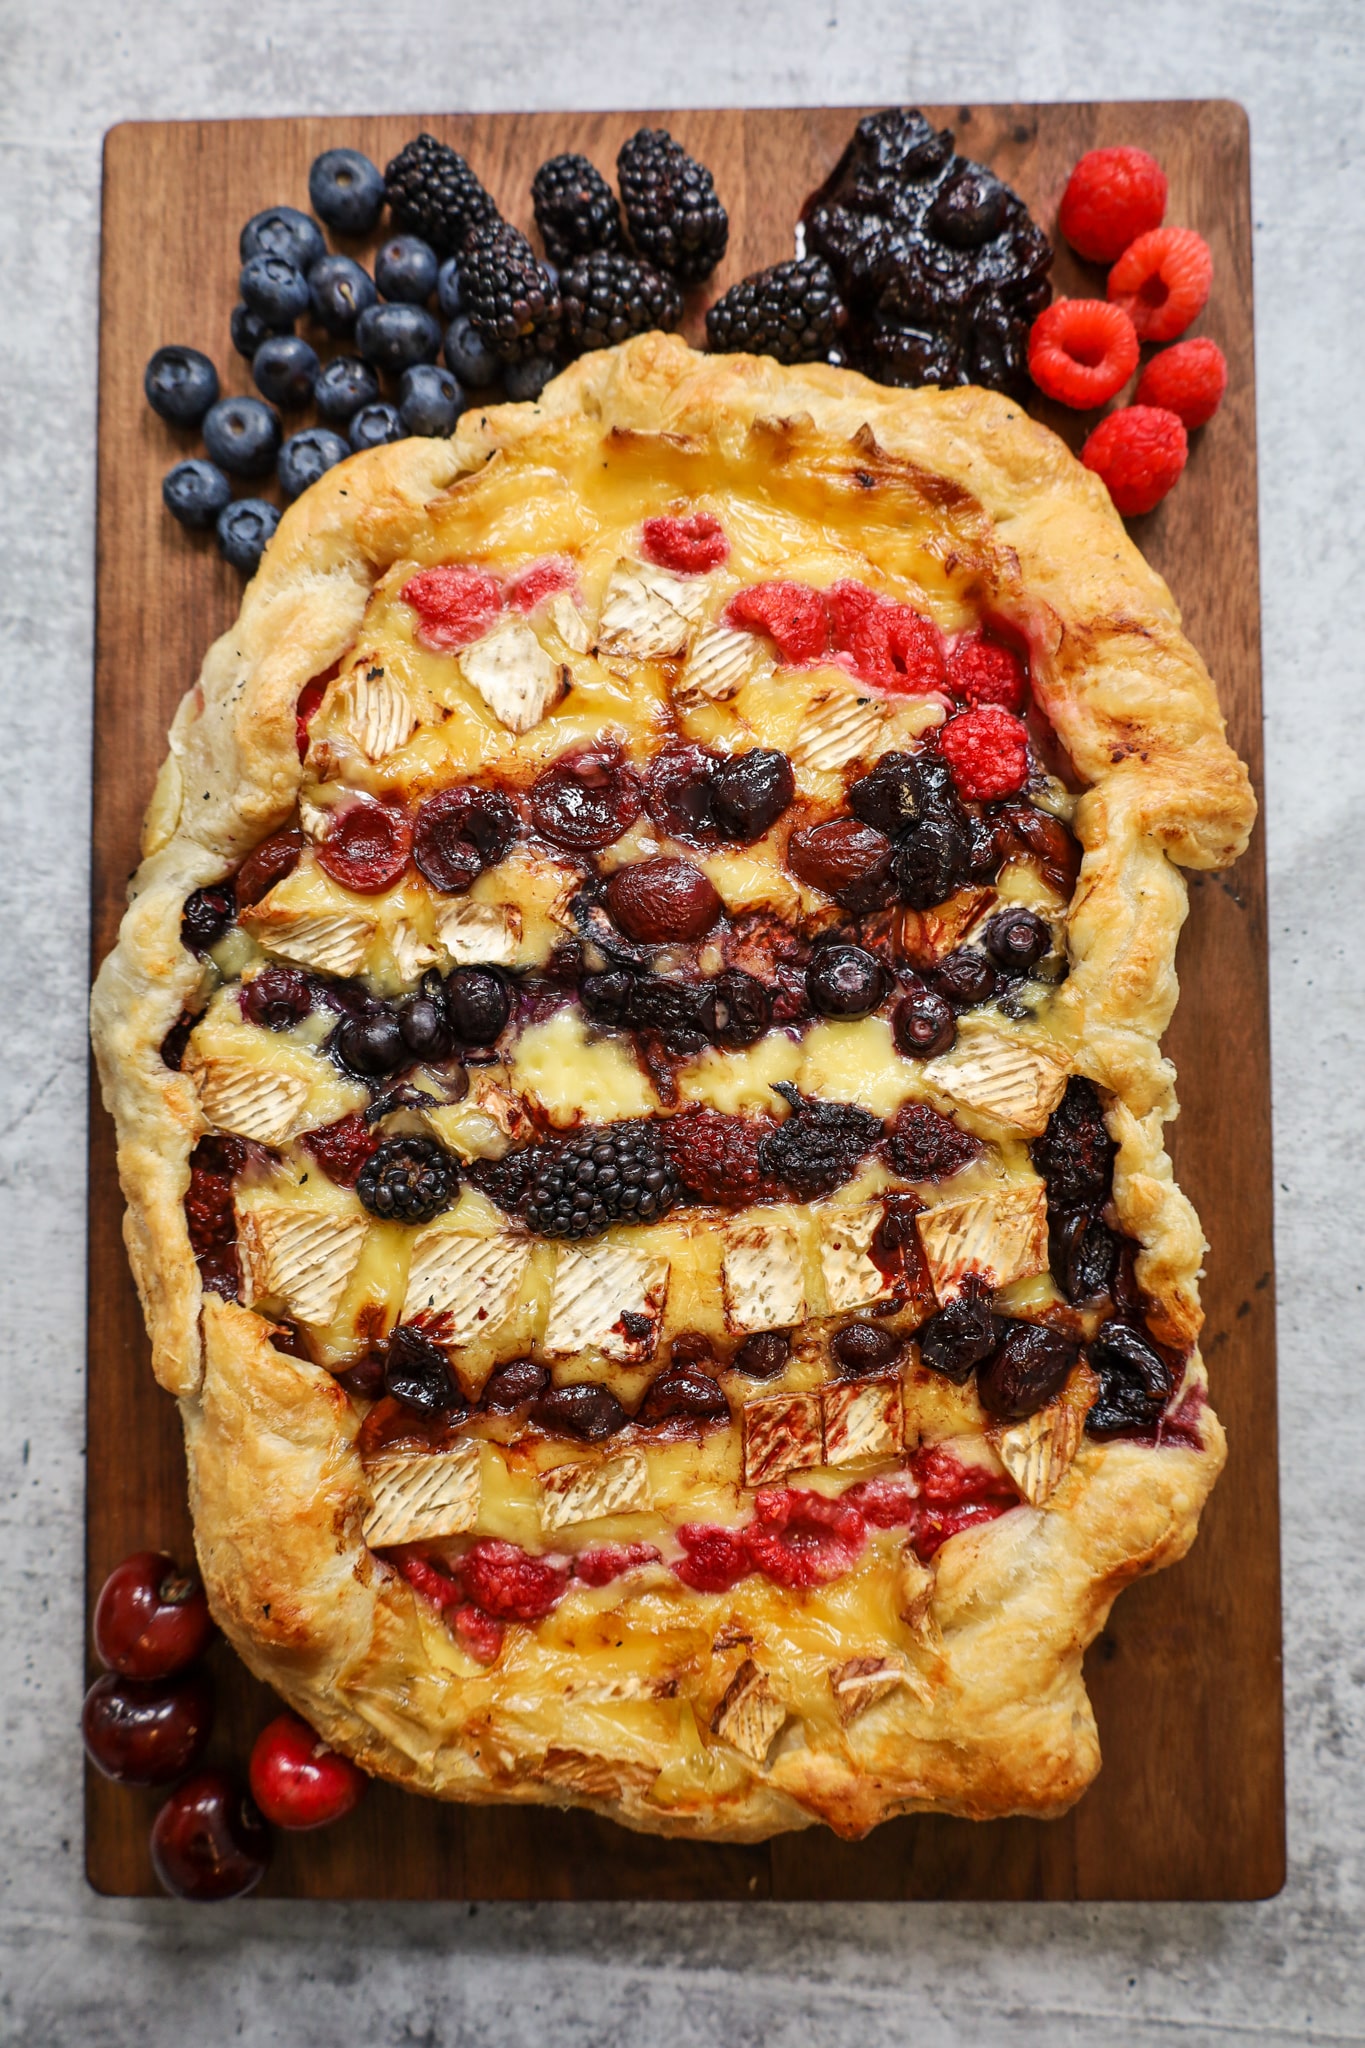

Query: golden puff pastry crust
[92,335,1253,1841]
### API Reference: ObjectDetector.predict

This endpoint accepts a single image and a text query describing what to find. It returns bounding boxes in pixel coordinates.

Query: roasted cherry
[711,748,794,841]
[181,884,234,955]
[787,817,894,909]
[412,784,516,892]
[240,965,313,1031]
[249,1713,366,1830]
[917,1293,1000,1383]
[892,816,971,909]
[336,1007,406,1076]
[580,968,636,1028]
[644,741,718,837]
[977,1321,1078,1419]
[984,906,1051,973]
[399,989,455,1061]
[93,1551,215,1679]
[384,1324,465,1417]
[82,1669,213,1786]
[732,1331,791,1378]
[1051,1209,1117,1303]
[316,800,412,894]
[235,829,304,909]
[530,738,642,851]
[445,966,511,1045]
[481,1358,550,1412]
[150,1770,272,1902]
[530,1382,627,1442]
[848,752,936,834]
[1086,1320,1174,1438]
[892,984,956,1059]
[638,1363,730,1424]
[698,969,771,1049]
[333,1349,387,1397]
[805,943,887,1018]
[927,948,997,1009]
[830,1322,903,1378]
[605,857,722,943]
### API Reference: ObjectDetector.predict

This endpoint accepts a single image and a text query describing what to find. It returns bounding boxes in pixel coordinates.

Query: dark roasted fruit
[530,738,642,851]
[383,1322,465,1415]
[606,857,721,943]
[82,1670,213,1787]
[241,965,312,1032]
[1031,1077,1114,1212]
[927,948,997,1009]
[917,1292,1001,1384]
[304,1114,380,1189]
[984,906,1051,973]
[698,969,771,1049]
[644,740,718,838]
[759,1084,881,1199]
[532,152,623,263]
[706,255,847,363]
[1051,1208,1117,1304]
[787,817,894,910]
[181,883,234,955]
[884,1100,980,1180]
[891,984,956,1059]
[639,1362,730,1424]
[661,1107,780,1206]
[732,1330,791,1378]
[336,1007,406,1077]
[333,1350,386,1398]
[892,816,971,909]
[530,1381,627,1442]
[617,127,728,286]
[398,992,455,1062]
[524,1120,679,1237]
[94,1551,215,1679]
[235,828,304,908]
[848,750,955,835]
[413,784,516,892]
[579,968,637,1029]
[357,1136,459,1223]
[481,1358,551,1412]
[1086,1320,1174,1438]
[625,975,711,1054]
[805,943,887,1018]
[150,1771,271,1902]
[384,134,500,255]
[185,1136,245,1299]
[249,1712,366,1831]
[462,220,562,364]
[317,800,411,894]
[977,1321,1078,1419]
[444,966,511,1046]
[831,1322,903,1378]
[559,249,682,355]
[711,748,795,841]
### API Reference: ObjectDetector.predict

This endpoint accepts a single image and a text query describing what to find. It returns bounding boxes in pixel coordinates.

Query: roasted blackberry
[758,1085,881,1200]
[356,1136,459,1223]
[1031,1078,1114,1213]
[706,256,847,365]
[461,221,562,364]
[531,153,622,264]
[383,134,499,256]
[559,249,682,357]
[617,128,728,287]
[522,1120,680,1238]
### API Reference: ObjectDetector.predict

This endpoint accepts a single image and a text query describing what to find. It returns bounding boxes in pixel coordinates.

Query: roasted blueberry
[984,906,1051,973]
[892,815,971,909]
[239,252,310,326]
[308,148,385,236]
[699,969,771,1050]
[917,1293,1000,1383]
[711,747,794,841]
[230,301,287,360]
[348,401,404,451]
[336,1007,406,1076]
[241,965,313,1031]
[444,312,500,388]
[144,345,219,426]
[445,967,511,1046]
[891,983,955,1059]
[398,363,465,436]
[313,355,380,423]
[977,1321,1078,1420]
[502,355,559,401]
[356,301,442,373]
[436,257,463,320]
[927,947,996,1008]
[277,426,349,500]
[806,943,887,1018]
[398,989,455,1061]
[181,883,234,954]
[307,253,377,337]
[162,458,231,531]
[240,205,325,273]
[215,498,280,574]
[202,396,281,479]
[251,334,319,409]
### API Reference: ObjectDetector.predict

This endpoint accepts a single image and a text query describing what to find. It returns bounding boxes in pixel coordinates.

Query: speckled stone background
[1,1,1361,2041]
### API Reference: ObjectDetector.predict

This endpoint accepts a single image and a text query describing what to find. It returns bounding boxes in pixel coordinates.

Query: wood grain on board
[88,101,1282,1900]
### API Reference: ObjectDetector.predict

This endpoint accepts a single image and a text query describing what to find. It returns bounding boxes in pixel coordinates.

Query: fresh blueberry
[216,497,281,574]
[503,355,559,402]
[398,364,466,436]
[349,402,404,451]
[312,355,380,423]
[356,302,442,373]
[239,253,310,326]
[162,458,231,530]
[376,234,439,305]
[143,346,219,426]
[251,334,319,409]
[308,148,385,236]
[230,301,288,359]
[278,426,350,500]
[239,206,325,274]
[307,253,377,337]
[444,312,499,388]
[202,395,282,478]
[436,257,463,320]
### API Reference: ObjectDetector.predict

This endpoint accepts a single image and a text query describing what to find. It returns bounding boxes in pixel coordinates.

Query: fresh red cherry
[93,1551,215,1679]
[249,1713,367,1830]
[150,1770,272,1902]
[82,1669,213,1786]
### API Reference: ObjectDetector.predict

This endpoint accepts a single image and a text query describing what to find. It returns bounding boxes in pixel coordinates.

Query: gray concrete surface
[1,1,1361,2041]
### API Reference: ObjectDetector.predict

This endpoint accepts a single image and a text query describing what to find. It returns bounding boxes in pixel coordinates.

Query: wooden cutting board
[88,101,1282,1900]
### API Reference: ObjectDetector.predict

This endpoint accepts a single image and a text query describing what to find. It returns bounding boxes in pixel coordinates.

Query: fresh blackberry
[523,1121,680,1239]
[559,249,682,357]
[758,1085,881,1200]
[461,221,562,364]
[356,1135,459,1223]
[383,134,500,257]
[532,153,622,265]
[706,256,847,365]
[616,128,728,287]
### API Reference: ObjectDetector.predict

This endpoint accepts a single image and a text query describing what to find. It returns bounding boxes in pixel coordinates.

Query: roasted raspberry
[413,784,516,892]
[1031,1077,1114,1211]
[1027,298,1139,408]
[724,581,828,665]
[1107,227,1213,344]
[1059,146,1167,264]
[758,1084,881,1199]
[937,706,1029,802]
[1081,404,1188,516]
[661,1108,780,1207]
[558,249,682,356]
[240,965,312,1032]
[884,1101,980,1180]
[356,1135,459,1223]
[914,1442,1016,1506]
[1085,1319,1175,1438]
[530,738,643,851]
[640,512,729,575]
[461,220,562,364]
[605,857,722,943]
[673,1522,748,1593]
[826,581,945,696]
[184,1137,245,1299]
[506,557,577,612]
[235,829,304,909]
[742,1487,866,1588]
[841,1475,918,1527]
[1135,336,1228,429]
[530,1382,628,1443]
[316,800,412,894]
[977,1321,1078,1420]
[705,255,847,364]
[572,1542,660,1586]
[303,1113,380,1189]
[462,1538,568,1622]
[616,128,728,286]
[402,564,503,653]
[531,152,622,264]
[524,1120,679,1237]
[912,1497,1015,1562]
[945,631,1028,713]
[384,133,499,256]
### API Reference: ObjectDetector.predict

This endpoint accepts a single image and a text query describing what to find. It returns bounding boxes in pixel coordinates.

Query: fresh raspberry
[945,631,1028,714]
[303,1113,381,1189]
[451,1605,505,1664]
[401,563,503,651]
[1135,336,1228,429]
[572,1542,660,1587]
[505,557,577,611]
[673,1522,749,1593]
[459,1539,569,1622]
[937,706,1029,802]
[724,581,829,665]
[1107,227,1213,344]
[316,799,412,894]
[1058,146,1167,264]
[640,512,730,574]
[841,1476,918,1528]
[742,1488,867,1588]
[913,1444,1015,1506]
[827,581,945,696]
[1081,404,1188,516]
[660,1108,783,1206]
[1027,298,1139,408]
[394,1553,464,1610]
